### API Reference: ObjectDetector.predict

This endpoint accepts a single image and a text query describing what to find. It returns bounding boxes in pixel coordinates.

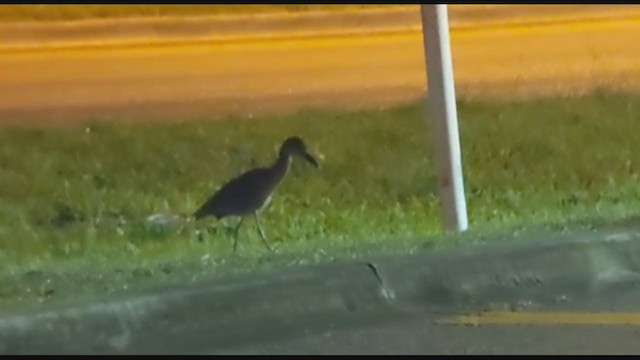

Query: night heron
[193,136,319,252]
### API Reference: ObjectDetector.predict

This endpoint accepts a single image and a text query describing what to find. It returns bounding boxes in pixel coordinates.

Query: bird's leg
[253,212,272,251]
[232,217,245,252]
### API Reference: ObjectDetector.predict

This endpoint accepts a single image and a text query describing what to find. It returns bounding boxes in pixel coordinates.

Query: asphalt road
[214,281,640,355]
[2,16,640,125]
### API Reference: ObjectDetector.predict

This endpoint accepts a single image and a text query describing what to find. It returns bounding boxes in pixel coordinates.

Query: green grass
[0,5,397,22]
[2,90,640,310]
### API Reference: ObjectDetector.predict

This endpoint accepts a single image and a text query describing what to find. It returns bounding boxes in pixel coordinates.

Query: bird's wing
[194,167,273,219]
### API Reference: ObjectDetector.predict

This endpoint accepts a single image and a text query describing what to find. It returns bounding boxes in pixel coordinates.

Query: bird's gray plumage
[193,162,286,220]
[193,136,319,251]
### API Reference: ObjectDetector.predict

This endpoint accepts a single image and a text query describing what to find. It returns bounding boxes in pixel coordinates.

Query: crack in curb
[365,262,395,301]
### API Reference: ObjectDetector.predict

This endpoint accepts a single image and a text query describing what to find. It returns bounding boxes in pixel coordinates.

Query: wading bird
[193,136,319,252]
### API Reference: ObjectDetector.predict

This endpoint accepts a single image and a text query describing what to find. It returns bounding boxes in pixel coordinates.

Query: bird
[193,136,319,252]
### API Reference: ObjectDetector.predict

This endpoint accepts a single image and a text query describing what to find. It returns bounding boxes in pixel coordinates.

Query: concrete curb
[1,228,640,354]
[370,231,640,310]
[2,5,640,53]
[0,262,387,354]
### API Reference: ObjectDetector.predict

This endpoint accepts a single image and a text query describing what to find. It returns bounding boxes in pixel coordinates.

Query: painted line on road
[439,311,640,326]
[452,12,640,35]
[0,27,422,55]
[3,13,640,55]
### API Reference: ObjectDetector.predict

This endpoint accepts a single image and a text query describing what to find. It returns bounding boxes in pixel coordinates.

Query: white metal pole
[420,4,468,232]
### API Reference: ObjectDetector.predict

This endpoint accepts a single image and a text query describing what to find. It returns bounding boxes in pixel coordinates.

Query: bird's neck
[271,153,292,182]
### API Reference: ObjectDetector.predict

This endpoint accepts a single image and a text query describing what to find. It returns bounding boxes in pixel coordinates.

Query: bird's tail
[192,200,221,221]
[192,206,207,221]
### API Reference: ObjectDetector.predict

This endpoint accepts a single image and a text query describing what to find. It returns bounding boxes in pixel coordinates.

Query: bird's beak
[303,152,320,168]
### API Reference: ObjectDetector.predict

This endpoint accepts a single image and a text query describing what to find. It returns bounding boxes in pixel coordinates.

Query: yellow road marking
[439,311,640,326]
[4,15,640,55]
[451,14,640,36]
[4,14,640,122]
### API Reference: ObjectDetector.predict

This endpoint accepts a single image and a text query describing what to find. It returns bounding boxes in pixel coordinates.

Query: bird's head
[280,136,319,168]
